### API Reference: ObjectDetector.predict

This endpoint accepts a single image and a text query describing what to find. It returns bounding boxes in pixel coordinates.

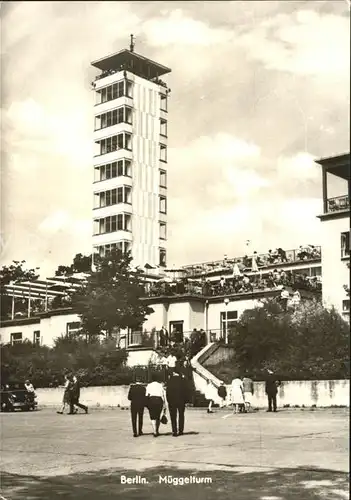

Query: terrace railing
[178,246,322,277]
[327,195,350,213]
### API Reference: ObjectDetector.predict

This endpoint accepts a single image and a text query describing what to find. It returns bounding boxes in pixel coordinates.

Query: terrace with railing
[145,271,322,299]
[327,195,350,213]
[180,245,321,278]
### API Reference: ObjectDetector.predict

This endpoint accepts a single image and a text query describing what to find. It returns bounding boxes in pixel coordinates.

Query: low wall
[36,380,349,409]
[220,380,350,408]
[202,345,235,367]
[37,386,131,408]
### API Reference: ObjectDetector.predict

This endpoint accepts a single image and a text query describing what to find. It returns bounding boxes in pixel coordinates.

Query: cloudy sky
[1,0,350,276]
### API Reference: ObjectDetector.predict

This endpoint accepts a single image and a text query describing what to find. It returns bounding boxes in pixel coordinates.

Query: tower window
[160,144,167,162]
[160,94,168,112]
[159,169,167,188]
[160,119,167,137]
[94,186,132,209]
[94,213,132,235]
[159,248,167,267]
[95,80,133,105]
[159,196,167,214]
[95,133,132,156]
[95,106,132,130]
[159,222,167,240]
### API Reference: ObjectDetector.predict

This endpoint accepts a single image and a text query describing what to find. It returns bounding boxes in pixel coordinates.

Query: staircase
[190,342,225,406]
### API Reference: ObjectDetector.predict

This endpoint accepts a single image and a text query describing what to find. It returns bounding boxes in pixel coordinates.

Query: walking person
[127,376,146,437]
[231,376,245,414]
[217,381,227,408]
[166,363,188,437]
[70,375,88,415]
[265,370,281,412]
[57,374,73,415]
[242,374,254,413]
[205,380,215,413]
[145,374,166,437]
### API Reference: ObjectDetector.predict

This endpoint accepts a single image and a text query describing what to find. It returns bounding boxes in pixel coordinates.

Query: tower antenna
[130,34,135,52]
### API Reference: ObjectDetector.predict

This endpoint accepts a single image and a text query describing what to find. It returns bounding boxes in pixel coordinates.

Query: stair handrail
[191,342,223,389]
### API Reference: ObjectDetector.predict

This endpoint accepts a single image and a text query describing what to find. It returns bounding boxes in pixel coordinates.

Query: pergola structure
[3,275,88,320]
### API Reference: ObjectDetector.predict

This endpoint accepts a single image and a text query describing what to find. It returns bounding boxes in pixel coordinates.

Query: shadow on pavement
[1,466,348,500]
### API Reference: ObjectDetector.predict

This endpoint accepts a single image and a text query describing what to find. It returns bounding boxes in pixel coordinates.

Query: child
[217,381,227,408]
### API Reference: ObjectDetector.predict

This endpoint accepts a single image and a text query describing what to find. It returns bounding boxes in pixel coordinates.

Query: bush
[0,337,129,388]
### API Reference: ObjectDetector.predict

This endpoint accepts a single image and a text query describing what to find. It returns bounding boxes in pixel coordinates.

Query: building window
[159,196,167,214]
[159,248,167,267]
[94,213,132,235]
[95,80,133,105]
[160,144,167,162]
[160,93,168,112]
[159,169,167,188]
[66,322,81,336]
[159,222,167,240]
[160,118,167,137]
[11,332,22,345]
[95,106,133,130]
[341,231,350,258]
[33,331,41,345]
[94,159,132,182]
[95,133,132,156]
[342,299,350,313]
[97,241,131,257]
[94,186,132,209]
[220,310,238,337]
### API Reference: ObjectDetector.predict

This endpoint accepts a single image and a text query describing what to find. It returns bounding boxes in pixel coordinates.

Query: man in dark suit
[265,370,281,412]
[166,363,189,437]
[127,376,146,437]
[70,375,88,414]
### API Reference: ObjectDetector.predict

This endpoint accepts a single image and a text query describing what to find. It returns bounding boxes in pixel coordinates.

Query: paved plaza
[0,407,349,499]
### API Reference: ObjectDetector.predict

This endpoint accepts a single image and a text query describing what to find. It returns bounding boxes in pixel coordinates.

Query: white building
[91,39,171,270]
[316,153,350,319]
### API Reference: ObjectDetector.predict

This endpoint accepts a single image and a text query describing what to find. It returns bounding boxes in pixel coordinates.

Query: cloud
[143,9,233,46]
[236,9,350,79]
[38,211,70,233]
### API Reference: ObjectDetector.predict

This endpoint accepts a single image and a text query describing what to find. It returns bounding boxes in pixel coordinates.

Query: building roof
[91,49,171,78]
[315,153,350,180]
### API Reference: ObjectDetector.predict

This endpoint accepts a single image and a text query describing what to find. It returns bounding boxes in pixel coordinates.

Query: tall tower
[91,37,171,271]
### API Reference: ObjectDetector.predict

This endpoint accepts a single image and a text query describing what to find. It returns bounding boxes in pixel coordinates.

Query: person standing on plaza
[265,370,281,412]
[70,375,89,415]
[127,376,146,437]
[166,363,188,437]
[57,374,73,415]
[217,381,227,408]
[242,374,254,412]
[205,380,215,413]
[231,376,245,414]
[145,374,166,437]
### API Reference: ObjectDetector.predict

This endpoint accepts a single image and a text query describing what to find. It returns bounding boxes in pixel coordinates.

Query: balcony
[327,195,350,213]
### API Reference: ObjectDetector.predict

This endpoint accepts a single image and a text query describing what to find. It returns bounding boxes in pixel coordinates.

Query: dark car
[0,383,38,412]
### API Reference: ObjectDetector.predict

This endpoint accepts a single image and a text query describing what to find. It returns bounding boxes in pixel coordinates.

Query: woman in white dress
[145,374,166,437]
[205,380,215,414]
[231,376,245,414]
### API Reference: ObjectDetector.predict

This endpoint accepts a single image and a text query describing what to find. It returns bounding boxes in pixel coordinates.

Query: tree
[55,253,92,276]
[0,261,40,320]
[71,249,153,339]
[229,298,349,380]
